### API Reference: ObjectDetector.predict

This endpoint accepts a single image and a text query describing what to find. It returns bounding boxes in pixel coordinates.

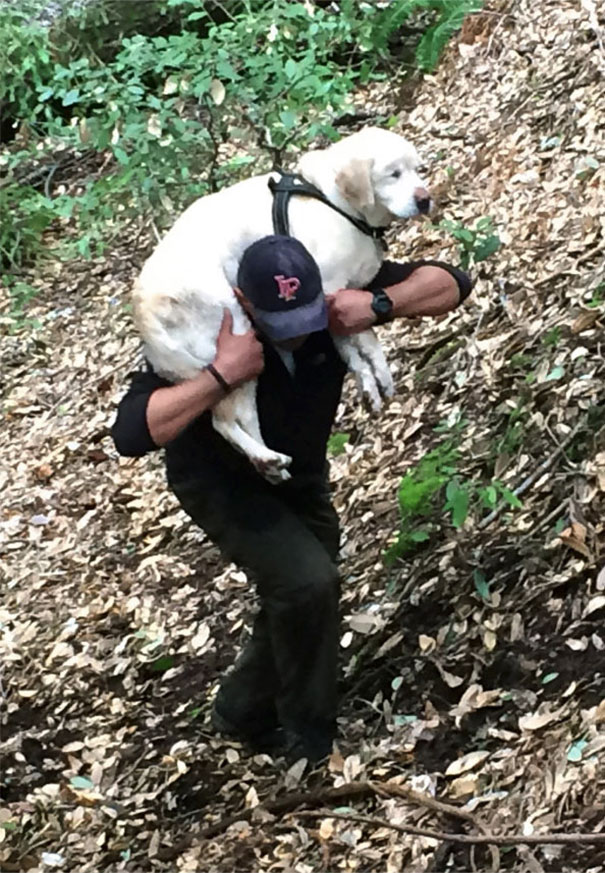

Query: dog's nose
[414,187,431,214]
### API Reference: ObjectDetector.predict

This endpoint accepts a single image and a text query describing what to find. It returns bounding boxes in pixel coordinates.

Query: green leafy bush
[438,216,501,270]
[384,439,460,563]
[1,0,483,276]
[384,434,522,565]
[327,432,350,457]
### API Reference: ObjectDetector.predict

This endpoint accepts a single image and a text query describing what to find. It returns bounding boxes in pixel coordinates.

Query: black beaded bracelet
[205,363,231,393]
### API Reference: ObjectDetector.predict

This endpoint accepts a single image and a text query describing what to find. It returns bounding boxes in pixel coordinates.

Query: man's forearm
[326,264,468,336]
[386,265,461,319]
[146,371,224,447]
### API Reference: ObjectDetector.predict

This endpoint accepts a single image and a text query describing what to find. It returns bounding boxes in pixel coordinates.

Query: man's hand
[326,289,376,336]
[213,309,264,388]
[327,267,463,337]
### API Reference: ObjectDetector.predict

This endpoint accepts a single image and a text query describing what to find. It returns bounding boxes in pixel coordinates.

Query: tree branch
[294,808,605,847]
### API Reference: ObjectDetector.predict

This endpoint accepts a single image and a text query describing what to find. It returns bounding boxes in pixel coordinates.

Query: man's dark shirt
[111,260,471,481]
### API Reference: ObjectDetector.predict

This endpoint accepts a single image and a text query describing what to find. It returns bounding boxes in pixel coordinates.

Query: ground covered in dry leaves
[2,0,605,870]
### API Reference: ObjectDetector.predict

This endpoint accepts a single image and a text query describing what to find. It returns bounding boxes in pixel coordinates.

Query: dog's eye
[391,170,401,179]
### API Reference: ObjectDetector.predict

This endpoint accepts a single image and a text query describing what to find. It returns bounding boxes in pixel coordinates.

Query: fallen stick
[370,781,499,871]
[198,781,373,838]
[294,808,605,847]
[200,775,493,871]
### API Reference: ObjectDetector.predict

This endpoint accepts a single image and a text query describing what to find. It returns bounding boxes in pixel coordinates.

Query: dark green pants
[168,461,340,750]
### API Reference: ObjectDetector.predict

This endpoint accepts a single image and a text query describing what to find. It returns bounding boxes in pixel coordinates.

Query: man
[112,235,471,764]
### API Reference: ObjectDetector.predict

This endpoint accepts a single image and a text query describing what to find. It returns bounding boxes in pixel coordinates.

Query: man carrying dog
[112,235,471,764]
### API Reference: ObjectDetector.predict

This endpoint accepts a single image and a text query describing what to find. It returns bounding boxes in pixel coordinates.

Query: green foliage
[473,569,490,601]
[438,216,501,270]
[444,477,470,528]
[541,326,562,348]
[0,2,54,115]
[587,282,605,309]
[1,0,482,280]
[385,428,522,565]
[494,400,529,456]
[415,0,482,70]
[3,278,42,334]
[328,432,350,457]
[384,439,459,563]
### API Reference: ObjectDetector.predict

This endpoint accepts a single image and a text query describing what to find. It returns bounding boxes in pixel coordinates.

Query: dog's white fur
[133,127,428,482]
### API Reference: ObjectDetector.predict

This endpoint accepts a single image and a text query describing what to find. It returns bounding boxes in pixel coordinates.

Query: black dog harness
[268,172,388,251]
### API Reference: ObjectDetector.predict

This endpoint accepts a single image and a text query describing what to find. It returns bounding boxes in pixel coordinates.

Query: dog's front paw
[376,367,394,401]
[254,451,292,484]
[355,371,383,413]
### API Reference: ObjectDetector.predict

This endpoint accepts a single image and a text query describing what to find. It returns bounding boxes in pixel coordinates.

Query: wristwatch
[370,288,394,325]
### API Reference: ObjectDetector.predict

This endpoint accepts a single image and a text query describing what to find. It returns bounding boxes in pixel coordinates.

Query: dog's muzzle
[414,186,431,215]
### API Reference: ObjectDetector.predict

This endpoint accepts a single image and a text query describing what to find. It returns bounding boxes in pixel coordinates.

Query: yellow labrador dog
[133,127,430,482]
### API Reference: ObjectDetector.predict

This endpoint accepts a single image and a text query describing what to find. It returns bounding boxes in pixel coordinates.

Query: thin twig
[44,163,59,199]
[294,809,605,847]
[479,421,583,529]
[151,219,161,244]
[197,781,373,836]
[519,497,570,543]
[370,781,499,871]
[197,778,495,857]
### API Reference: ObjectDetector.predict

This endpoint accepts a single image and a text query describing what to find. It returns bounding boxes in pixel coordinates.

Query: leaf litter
[2,0,605,869]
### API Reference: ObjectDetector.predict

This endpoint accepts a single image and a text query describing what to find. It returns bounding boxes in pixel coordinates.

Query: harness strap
[268,172,388,250]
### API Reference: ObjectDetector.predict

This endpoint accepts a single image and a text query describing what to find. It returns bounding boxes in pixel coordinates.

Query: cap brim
[253,295,328,341]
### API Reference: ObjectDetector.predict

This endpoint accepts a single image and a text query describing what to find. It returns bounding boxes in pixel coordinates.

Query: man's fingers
[219,308,234,338]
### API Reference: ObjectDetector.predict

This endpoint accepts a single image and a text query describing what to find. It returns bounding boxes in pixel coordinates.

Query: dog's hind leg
[213,382,292,483]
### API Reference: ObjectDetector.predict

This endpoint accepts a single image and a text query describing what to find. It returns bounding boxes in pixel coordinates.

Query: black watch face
[373,291,392,319]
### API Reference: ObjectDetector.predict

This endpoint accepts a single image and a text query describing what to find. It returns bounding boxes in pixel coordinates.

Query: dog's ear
[335,158,375,210]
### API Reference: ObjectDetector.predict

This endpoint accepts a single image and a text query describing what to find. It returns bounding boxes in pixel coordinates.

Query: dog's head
[297,126,430,227]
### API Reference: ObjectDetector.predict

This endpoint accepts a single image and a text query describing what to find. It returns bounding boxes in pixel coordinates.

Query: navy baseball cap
[236,235,328,341]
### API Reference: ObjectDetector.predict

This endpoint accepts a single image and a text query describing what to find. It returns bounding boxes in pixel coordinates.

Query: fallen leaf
[558,526,593,559]
[566,637,588,651]
[148,830,160,858]
[419,634,436,653]
[375,631,404,658]
[448,774,479,798]
[319,818,335,840]
[483,629,497,650]
[284,757,307,789]
[191,622,211,650]
[245,786,259,808]
[41,853,65,868]
[328,746,345,773]
[584,595,605,617]
[567,739,587,762]
[210,79,226,105]
[518,708,563,731]
[571,310,599,333]
[445,750,489,776]
[34,463,53,480]
[348,613,379,634]
[595,700,605,723]
[434,663,464,688]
